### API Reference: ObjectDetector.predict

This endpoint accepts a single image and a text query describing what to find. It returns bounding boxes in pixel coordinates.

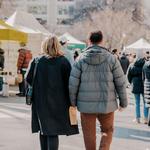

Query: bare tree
[69,9,150,51]
[0,0,14,19]
[0,0,3,8]
[49,0,150,48]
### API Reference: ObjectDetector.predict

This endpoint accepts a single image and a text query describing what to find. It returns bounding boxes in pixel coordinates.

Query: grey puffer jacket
[69,45,128,113]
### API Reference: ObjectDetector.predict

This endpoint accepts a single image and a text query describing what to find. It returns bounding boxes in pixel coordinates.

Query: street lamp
[121,33,126,51]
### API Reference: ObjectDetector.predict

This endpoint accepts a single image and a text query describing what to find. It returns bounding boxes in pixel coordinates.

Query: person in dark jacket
[59,36,74,66]
[145,51,150,61]
[0,48,4,91]
[0,48,4,71]
[74,49,79,60]
[119,52,130,74]
[17,42,32,96]
[112,49,119,59]
[143,61,150,126]
[127,58,149,124]
[69,31,128,150]
[25,36,79,150]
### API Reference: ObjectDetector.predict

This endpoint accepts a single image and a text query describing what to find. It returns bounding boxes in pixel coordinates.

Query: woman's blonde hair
[41,35,64,57]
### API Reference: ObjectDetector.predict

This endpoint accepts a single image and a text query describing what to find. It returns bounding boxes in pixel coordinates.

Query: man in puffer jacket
[69,31,128,150]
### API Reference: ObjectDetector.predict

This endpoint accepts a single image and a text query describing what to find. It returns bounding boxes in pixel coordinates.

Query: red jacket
[17,49,32,70]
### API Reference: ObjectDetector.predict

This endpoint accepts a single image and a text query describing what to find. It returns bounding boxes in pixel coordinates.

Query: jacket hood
[81,45,110,65]
[134,58,145,67]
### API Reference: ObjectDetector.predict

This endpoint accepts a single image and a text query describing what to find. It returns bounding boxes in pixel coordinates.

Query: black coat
[119,55,129,74]
[127,58,145,94]
[0,54,4,70]
[143,61,150,107]
[26,55,79,135]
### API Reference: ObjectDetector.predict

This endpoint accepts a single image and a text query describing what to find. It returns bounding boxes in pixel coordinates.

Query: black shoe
[16,93,25,97]
[148,121,150,126]
[16,93,21,96]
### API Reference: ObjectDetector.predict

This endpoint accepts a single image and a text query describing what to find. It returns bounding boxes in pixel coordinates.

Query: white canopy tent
[124,38,150,58]
[6,11,50,53]
[60,33,85,44]
[1,11,51,75]
[59,33,86,50]
[6,11,49,34]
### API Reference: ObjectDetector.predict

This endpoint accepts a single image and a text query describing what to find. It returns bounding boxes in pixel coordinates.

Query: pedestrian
[0,48,4,71]
[112,49,119,59]
[25,36,79,150]
[74,49,79,60]
[143,60,150,125]
[119,52,130,75]
[69,31,128,150]
[0,48,4,91]
[127,57,149,124]
[145,51,150,61]
[128,53,136,63]
[59,36,74,66]
[16,42,32,96]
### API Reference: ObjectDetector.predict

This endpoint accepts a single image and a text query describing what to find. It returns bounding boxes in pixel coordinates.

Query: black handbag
[26,58,39,105]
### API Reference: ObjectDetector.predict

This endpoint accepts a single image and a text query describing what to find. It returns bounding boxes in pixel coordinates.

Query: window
[57,18,72,25]
[57,6,68,15]
[37,18,47,25]
[68,6,74,16]
[28,5,47,15]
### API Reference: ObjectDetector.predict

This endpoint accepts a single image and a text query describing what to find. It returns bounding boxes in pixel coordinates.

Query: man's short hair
[112,49,118,54]
[89,31,103,44]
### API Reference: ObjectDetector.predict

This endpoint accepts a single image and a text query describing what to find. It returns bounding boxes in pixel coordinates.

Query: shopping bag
[16,73,23,83]
[69,106,78,125]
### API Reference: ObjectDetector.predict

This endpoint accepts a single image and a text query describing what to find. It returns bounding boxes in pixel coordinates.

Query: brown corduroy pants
[81,112,114,150]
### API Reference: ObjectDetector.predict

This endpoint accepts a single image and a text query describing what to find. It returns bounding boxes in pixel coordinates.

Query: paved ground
[0,86,150,150]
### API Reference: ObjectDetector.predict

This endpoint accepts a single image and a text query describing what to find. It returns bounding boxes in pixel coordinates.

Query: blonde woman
[25,36,79,150]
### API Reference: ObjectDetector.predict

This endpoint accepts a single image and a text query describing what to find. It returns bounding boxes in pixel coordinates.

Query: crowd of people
[0,30,150,150]
[111,48,150,125]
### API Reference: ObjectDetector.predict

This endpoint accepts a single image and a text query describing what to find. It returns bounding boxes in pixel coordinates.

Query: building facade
[2,0,76,26]
[48,0,75,26]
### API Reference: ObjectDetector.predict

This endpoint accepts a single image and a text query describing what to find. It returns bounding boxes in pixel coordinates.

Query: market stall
[124,38,150,58]
[59,33,86,51]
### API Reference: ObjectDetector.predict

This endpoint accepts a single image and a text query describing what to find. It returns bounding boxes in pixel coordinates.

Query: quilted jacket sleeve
[112,57,128,108]
[69,60,81,106]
